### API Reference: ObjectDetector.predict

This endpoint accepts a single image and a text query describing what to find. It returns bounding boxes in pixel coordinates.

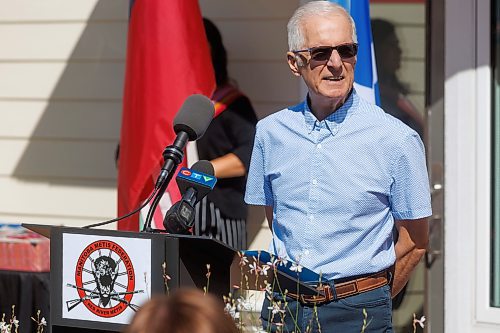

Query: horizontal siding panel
[0,101,121,140]
[0,0,127,22]
[0,22,127,61]
[215,20,289,61]
[200,0,299,20]
[229,62,299,105]
[0,177,116,218]
[0,140,118,180]
[0,214,117,230]
[0,63,125,100]
[371,4,425,25]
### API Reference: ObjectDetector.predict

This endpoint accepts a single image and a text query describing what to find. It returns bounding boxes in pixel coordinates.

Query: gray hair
[287,1,358,51]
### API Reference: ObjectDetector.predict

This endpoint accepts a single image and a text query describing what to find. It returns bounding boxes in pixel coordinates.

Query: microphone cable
[82,187,159,229]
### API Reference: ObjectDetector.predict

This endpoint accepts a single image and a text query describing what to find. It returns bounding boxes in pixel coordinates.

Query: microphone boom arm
[142,131,189,233]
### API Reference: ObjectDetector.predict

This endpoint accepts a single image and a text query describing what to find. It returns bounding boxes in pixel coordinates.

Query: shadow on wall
[12,0,127,188]
[9,1,268,247]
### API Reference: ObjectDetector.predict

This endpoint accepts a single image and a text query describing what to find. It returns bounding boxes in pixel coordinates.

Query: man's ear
[287,52,302,77]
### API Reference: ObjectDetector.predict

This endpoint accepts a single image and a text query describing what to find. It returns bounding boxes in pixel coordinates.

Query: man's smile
[323,75,344,81]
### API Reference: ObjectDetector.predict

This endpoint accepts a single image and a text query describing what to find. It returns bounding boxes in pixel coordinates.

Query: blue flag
[330,0,380,105]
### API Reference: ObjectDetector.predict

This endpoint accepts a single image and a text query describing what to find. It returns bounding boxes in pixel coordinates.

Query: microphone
[155,94,215,189]
[163,160,217,234]
[142,94,214,233]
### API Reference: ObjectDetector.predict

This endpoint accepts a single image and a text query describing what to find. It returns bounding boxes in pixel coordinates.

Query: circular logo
[181,169,192,176]
[74,240,135,318]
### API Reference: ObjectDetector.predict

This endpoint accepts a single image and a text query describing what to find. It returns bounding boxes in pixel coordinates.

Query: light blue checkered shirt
[245,89,432,280]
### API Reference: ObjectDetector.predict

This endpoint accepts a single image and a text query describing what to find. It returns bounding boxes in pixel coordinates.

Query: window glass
[371,2,427,327]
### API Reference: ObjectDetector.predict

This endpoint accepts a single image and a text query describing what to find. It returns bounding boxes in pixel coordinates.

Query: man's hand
[391,218,429,297]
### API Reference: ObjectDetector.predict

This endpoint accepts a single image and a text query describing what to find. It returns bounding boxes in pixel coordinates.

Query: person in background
[124,288,238,333]
[372,18,425,140]
[194,18,258,250]
[245,2,431,331]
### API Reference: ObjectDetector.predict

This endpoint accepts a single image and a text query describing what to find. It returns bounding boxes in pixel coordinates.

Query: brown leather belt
[287,270,389,305]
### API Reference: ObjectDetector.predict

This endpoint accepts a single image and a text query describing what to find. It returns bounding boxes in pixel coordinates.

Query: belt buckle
[319,283,334,302]
[298,284,333,305]
[299,293,326,305]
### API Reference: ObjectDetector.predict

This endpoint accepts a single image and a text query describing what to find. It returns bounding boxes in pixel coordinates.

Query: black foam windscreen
[173,94,215,141]
[190,159,215,176]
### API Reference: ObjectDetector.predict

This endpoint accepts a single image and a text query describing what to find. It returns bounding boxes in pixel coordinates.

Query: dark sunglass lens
[310,47,333,61]
[337,44,357,58]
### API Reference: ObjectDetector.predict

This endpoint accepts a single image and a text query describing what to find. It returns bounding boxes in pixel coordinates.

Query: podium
[23,224,237,333]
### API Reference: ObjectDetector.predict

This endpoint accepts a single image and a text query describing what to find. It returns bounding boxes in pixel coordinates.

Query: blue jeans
[261,285,393,332]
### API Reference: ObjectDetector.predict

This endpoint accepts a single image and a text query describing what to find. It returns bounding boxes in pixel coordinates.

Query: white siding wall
[0,0,128,228]
[0,0,300,240]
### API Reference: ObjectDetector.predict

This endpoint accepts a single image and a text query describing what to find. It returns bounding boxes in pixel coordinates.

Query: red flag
[118,0,215,231]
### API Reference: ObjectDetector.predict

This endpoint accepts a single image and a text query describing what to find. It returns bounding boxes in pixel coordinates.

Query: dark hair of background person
[203,18,229,86]
[124,288,238,333]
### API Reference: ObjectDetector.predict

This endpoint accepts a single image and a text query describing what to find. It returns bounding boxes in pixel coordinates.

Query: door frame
[444,0,500,331]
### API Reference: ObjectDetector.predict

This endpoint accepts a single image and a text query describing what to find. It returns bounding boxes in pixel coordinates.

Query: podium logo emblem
[66,240,143,317]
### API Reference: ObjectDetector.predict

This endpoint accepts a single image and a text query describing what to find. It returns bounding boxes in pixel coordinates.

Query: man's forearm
[391,242,426,296]
[391,218,429,297]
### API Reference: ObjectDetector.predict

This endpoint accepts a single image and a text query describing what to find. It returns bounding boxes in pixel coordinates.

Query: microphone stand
[142,132,189,233]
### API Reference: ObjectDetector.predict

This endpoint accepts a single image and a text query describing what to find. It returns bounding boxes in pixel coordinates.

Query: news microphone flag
[176,167,217,196]
[330,0,380,106]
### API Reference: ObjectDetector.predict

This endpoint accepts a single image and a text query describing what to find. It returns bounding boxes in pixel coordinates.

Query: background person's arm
[211,153,246,178]
[211,97,256,179]
[390,218,429,297]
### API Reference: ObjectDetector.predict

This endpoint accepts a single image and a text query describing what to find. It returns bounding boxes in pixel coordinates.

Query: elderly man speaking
[245,1,431,332]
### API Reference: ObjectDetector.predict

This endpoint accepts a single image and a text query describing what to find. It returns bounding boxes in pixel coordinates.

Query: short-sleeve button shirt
[245,89,432,280]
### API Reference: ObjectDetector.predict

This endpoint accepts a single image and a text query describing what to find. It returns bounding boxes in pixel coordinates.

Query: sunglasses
[292,43,358,63]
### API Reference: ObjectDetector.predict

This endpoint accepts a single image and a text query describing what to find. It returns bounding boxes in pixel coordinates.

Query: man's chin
[317,89,349,101]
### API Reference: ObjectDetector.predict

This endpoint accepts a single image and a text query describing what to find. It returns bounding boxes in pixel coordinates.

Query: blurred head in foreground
[124,288,238,333]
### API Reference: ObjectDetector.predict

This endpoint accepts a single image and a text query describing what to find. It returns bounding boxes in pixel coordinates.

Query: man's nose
[327,50,343,68]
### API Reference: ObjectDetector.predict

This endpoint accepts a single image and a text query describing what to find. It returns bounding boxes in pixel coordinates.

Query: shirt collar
[303,89,359,134]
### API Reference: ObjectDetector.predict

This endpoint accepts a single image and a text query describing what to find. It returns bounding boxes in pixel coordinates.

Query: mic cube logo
[66,240,143,317]
[177,167,217,189]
